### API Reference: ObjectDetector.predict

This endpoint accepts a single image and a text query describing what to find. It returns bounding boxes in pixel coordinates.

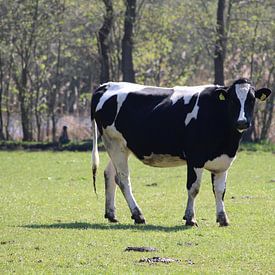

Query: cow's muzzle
[236,119,250,132]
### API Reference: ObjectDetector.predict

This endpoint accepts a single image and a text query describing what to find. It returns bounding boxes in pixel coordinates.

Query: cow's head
[217,78,271,133]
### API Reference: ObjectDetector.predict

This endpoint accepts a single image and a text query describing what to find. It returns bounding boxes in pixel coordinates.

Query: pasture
[0,150,274,274]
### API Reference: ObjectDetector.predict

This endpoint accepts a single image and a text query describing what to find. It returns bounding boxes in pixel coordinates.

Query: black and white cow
[91,78,271,226]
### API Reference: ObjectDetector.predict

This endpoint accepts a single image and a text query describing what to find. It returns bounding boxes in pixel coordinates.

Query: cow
[90,78,271,226]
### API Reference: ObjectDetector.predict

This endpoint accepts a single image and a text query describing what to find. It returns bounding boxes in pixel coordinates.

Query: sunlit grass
[0,150,274,274]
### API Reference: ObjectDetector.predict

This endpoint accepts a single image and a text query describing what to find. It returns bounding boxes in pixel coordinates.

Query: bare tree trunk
[31,63,42,141]
[17,66,32,141]
[98,0,113,83]
[4,54,12,140]
[35,102,41,141]
[33,76,42,141]
[51,38,61,143]
[0,53,5,140]
[122,0,136,83]
[214,0,226,85]
[46,113,50,141]
[260,67,275,140]
[243,17,260,142]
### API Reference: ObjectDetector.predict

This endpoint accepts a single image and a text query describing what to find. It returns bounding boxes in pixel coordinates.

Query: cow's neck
[223,129,243,157]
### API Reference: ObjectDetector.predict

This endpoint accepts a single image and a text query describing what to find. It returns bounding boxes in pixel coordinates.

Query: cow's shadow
[21,221,192,232]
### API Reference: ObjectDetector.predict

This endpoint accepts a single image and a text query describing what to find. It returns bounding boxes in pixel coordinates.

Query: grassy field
[0,150,274,274]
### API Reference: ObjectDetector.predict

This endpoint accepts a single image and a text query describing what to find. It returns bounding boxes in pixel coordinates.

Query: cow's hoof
[217,212,229,227]
[185,220,198,227]
[134,218,146,224]
[183,215,198,227]
[105,214,119,223]
[132,215,146,224]
[131,207,146,224]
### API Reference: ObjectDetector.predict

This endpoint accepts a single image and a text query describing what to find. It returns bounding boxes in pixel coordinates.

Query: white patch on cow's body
[191,168,203,191]
[235,83,250,121]
[185,96,200,126]
[204,154,235,173]
[172,85,213,105]
[212,172,227,212]
[172,85,215,126]
[211,170,229,225]
[96,82,144,112]
[142,153,186,167]
[102,125,127,146]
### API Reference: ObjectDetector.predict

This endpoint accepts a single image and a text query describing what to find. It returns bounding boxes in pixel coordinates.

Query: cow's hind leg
[104,161,118,222]
[211,172,229,226]
[183,166,203,226]
[103,136,145,224]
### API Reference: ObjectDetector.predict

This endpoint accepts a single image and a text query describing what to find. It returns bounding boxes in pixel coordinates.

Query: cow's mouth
[236,120,250,132]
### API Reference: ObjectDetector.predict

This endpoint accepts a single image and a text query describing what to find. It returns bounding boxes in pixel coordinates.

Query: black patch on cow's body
[211,173,215,194]
[187,166,197,190]
[211,173,226,200]
[115,92,187,160]
[97,95,117,129]
[91,84,108,121]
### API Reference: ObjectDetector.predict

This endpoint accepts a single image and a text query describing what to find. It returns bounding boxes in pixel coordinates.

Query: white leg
[184,166,203,226]
[102,135,145,224]
[211,171,229,226]
[104,161,118,222]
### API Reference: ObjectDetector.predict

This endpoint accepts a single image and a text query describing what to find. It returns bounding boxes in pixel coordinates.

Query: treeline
[0,0,274,142]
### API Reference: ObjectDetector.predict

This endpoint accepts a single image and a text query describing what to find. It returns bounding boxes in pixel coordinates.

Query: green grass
[0,151,274,274]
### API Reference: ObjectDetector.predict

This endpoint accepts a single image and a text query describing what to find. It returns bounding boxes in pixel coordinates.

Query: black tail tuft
[92,167,98,199]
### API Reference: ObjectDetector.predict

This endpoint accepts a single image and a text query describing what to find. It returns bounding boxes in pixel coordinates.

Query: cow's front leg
[104,161,118,223]
[183,166,203,226]
[211,171,229,226]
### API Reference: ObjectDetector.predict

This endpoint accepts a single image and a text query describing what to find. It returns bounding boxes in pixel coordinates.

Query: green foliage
[239,141,275,152]
[0,151,274,273]
[0,140,105,151]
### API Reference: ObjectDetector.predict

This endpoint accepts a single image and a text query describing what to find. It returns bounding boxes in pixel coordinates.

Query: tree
[10,0,41,141]
[0,53,5,140]
[214,0,226,85]
[98,0,114,83]
[122,0,136,82]
[214,0,232,85]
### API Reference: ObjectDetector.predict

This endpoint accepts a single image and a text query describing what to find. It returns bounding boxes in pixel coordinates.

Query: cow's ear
[255,88,271,101]
[216,88,228,101]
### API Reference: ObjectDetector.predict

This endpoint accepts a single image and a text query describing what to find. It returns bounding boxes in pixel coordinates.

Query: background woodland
[0,0,274,142]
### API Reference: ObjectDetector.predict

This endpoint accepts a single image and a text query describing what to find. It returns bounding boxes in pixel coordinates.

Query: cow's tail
[91,119,99,196]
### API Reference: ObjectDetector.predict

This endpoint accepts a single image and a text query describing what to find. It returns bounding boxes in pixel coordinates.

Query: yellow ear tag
[219,93,225,101]
[260,94,266,101]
